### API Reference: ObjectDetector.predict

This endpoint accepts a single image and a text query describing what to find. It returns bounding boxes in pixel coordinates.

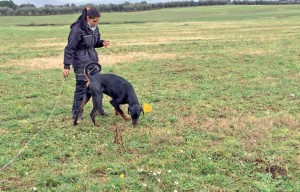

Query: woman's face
[87,16,99,27]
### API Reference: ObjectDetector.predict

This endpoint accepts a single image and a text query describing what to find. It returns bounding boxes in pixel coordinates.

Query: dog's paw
[99,112,108,117]
[125,116,131,121]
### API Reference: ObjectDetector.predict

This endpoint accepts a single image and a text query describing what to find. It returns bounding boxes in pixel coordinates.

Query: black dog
[73,63,143,127]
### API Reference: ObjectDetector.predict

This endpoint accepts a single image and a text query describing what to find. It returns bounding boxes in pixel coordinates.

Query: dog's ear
[128,106,131,115]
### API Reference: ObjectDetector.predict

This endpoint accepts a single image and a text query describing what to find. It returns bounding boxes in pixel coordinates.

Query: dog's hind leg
[90,106,99,127]
[90,89,104,127]
[110,100,131,121]
[73,93,91,126]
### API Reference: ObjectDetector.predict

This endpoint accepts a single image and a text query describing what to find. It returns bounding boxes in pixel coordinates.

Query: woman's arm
[64,28,81,69]
[95,28,109,48]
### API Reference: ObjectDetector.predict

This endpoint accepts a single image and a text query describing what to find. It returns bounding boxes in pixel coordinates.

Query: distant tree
[0,6,14,15]
[0,0,17,10]
[123,3,136,11]
[123,1,130,5]
[19,3,36,8]
[44,4,54,8]
[15,6,37,15]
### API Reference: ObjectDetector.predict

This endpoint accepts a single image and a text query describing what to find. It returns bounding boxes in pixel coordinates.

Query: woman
[63,7,110,118]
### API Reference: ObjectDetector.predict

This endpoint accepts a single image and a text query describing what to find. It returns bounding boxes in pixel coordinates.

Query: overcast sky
[12,0,171,7]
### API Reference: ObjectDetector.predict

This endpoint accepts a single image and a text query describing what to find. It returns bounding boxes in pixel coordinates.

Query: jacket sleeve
[64,28,81,68]
[95,28,104,48]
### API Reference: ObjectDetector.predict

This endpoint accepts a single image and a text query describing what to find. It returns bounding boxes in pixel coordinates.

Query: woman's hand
[63,69,70,78]
[103,40,110,47]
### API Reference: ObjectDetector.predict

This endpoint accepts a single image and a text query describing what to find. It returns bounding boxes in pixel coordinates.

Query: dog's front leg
[110,100,131,121]
[120,110,131,121]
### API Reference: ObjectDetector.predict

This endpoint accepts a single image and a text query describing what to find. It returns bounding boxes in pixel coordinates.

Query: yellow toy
[143,103,153,112]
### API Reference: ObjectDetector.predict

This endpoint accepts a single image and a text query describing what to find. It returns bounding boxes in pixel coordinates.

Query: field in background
[1,5,300,191]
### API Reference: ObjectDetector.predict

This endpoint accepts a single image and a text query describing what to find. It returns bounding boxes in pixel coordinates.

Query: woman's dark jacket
[64,22,104,69]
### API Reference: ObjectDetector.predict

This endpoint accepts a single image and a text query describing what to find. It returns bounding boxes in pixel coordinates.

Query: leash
[89,66,97,74]
[0,79,66,171]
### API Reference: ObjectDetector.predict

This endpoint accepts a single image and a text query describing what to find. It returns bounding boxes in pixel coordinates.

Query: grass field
[1,5,300,191]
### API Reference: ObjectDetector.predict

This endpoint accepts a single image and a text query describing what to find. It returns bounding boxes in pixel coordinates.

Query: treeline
[0,0,300,16]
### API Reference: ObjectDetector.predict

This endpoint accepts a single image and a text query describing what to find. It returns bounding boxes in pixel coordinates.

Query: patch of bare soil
[13,52,177,71]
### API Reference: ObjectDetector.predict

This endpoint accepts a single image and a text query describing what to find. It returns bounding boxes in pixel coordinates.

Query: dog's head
[128,104,143,127]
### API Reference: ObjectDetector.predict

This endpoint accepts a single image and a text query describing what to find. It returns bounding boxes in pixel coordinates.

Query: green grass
[1,5,300,191]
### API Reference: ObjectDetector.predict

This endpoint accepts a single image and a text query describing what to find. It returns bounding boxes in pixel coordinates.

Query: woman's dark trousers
[72,68,87,118]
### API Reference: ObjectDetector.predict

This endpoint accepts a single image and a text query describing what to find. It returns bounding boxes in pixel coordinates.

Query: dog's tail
[84,62,102,87]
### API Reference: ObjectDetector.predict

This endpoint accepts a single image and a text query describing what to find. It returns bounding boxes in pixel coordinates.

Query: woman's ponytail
[70,7,90,29]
